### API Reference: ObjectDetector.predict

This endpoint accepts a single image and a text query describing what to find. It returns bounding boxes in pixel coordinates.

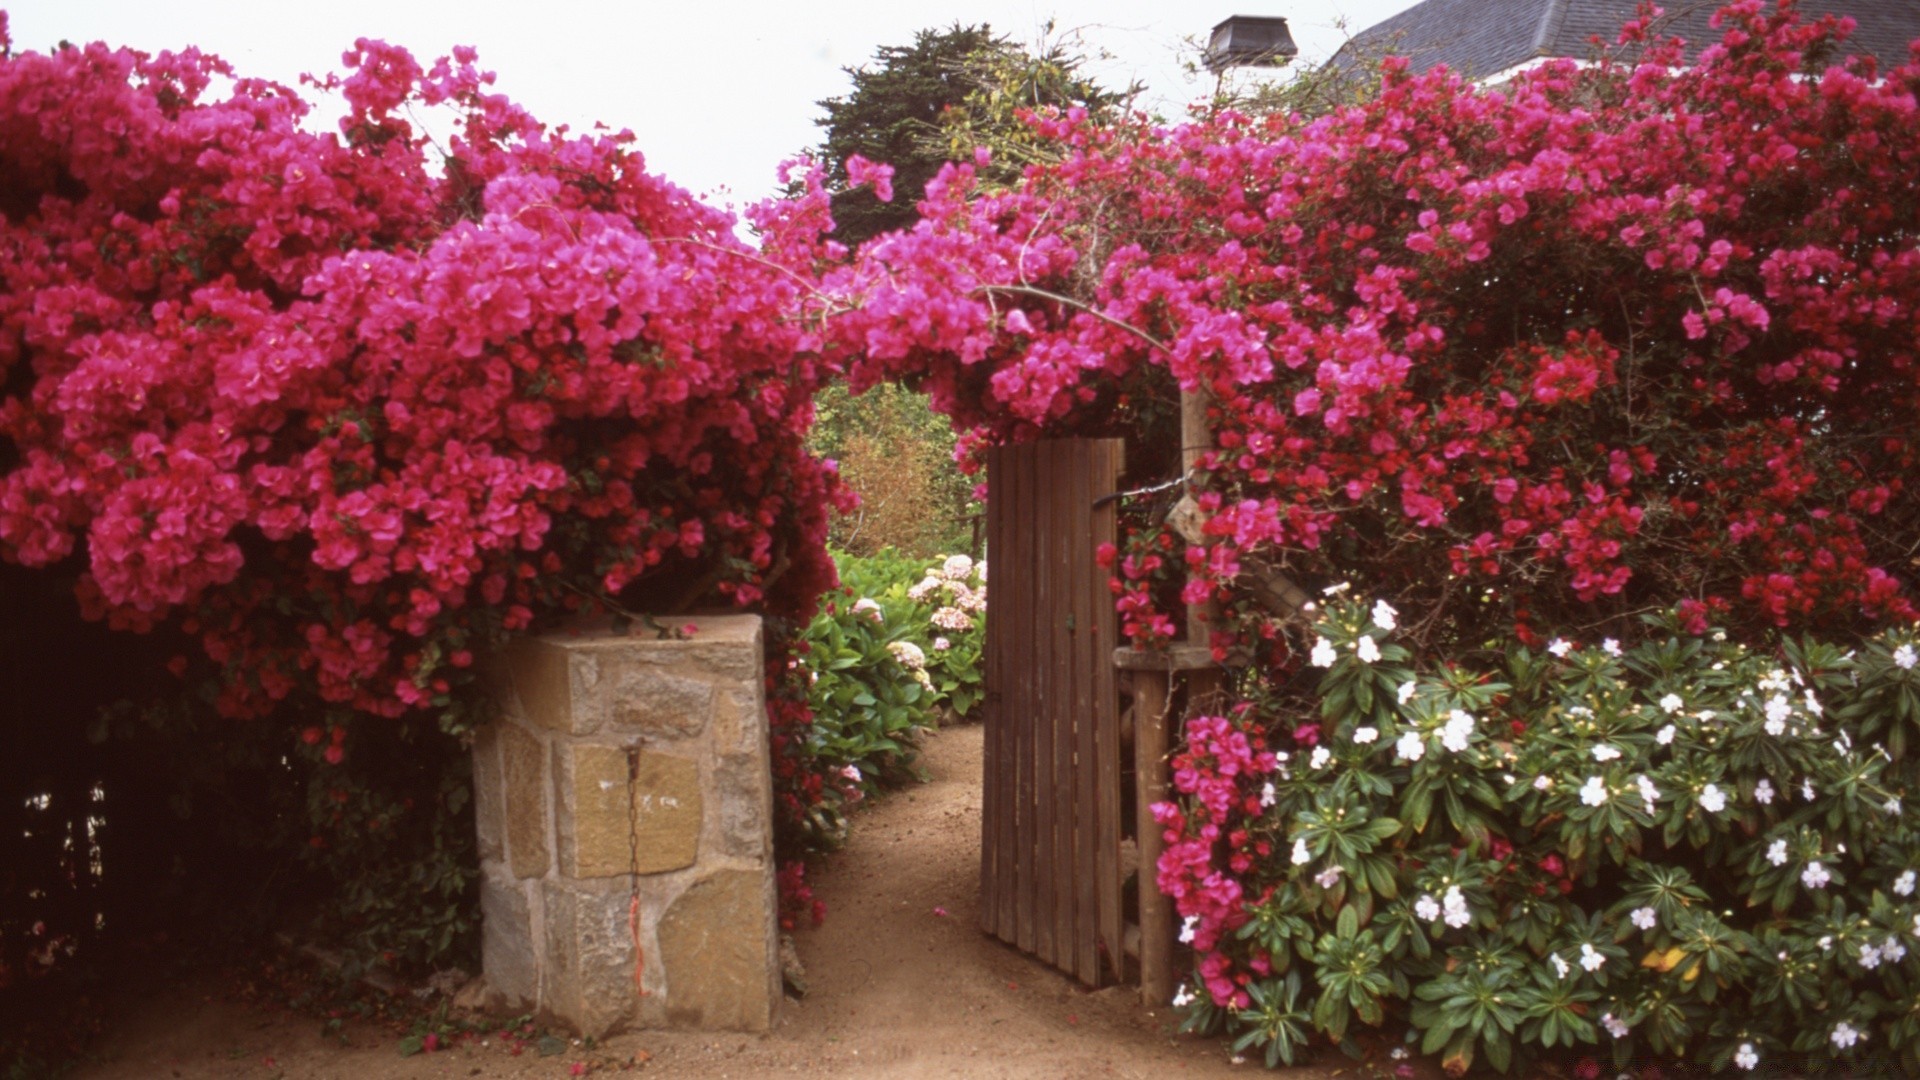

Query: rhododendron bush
[0,17,852,963]
[818,0,1920,1071]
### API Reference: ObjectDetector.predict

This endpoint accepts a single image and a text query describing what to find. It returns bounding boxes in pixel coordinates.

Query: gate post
[471,615,780,1036]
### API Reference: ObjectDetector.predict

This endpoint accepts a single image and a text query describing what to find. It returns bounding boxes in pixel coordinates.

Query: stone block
[500,723,551,879]
[657,869,778,1032]
[480,874,538,1007]
[472,724,506,864]
[557,745,702,878]
[710,753,771,861]
[710,689,764,758]
[541,879,638,1038]
[506,637,576,733]
[607,662,713,737]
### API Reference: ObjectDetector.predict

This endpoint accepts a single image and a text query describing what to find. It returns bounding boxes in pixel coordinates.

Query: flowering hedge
[828,1,1920,653]
[813,1,1920,1071]
[1160,596,1920,1074]
[0,19,854,956]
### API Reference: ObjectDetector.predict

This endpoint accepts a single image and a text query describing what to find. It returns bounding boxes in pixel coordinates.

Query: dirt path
[72,723,1322,1079]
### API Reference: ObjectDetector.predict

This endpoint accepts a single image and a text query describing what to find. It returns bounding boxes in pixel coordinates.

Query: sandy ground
[70,723,1338,1080]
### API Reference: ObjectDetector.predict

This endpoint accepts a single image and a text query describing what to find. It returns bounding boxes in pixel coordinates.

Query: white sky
[7,1,1412,213]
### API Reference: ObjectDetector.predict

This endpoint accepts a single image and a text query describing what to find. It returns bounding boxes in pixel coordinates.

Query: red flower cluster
[0,29,852,872]
[827,1,1920,652]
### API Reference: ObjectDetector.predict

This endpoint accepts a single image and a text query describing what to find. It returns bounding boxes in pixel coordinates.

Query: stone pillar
[472,614,779,1036]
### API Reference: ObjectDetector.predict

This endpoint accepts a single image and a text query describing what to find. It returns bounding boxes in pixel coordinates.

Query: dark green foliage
[811,23,1134,245]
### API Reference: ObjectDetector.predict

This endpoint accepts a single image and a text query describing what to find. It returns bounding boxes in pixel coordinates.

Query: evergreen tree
[812,23,1134,246]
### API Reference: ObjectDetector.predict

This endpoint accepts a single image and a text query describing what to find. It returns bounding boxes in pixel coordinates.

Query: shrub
[810,382,978,558]
[829,1,1920,652]
[0,26,851,965]
[1161,596,1920,1074]
[795,549,989,818]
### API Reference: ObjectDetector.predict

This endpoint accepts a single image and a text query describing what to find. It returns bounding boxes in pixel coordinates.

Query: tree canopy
[811,22,1134,246]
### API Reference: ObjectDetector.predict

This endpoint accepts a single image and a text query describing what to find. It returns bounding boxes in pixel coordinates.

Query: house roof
[1326,0,1920,80]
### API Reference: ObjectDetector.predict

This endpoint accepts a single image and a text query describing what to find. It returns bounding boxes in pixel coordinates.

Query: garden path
[71,722,1316,1079]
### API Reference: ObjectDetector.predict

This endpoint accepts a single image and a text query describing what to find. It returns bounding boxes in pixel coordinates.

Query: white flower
[1802,860,1832,890]
[1172,984,1195,1008]
[1533,775,1553,791]
[1414,894,1441,922]
[1763,694,1792,735]
[1323,581,1352,597]
[1550,952,1571,979]
[1656,724,1676,746]
[1291,837,1313,866]
[1754,778,1775,805]
[1371,599,1398,630]
[1259,782,1277,809]
[1591,744,1622,762]
[907,576,941,601]
[1441,710,1475,753]
[1883,936,1907,964]
[1353,726,1379,745]
[1766,839,1790,866]
[941,554,974,580]
[1831,1021,1862,1050]
[1398,680,1418,705]
[887,640,927,670]
[1441,886,1471,928]
[1355,635,1382,664]
[1548,638,1573,658]
[1698,709,1716,722]
[1601,1012,1630,1039]
[1887,796,1903,816]
[1310,636,1338,668]
[1733,1042,1759,1070]
[1860,941,1884,970]
[1659,693,1684,714]
[931,606,974,631]
[1310,746,1333,770]
[1700,783,1727,814]
[1395,730,1426,763]
[932,636,951,651]
[841,763,863,782]
[1804,689,1824,717]
[1580,943,1607,972]
[1179,916,1198,944]
[1897,870,1917,897]
[1895,643,1918,670]
[1636,774,1661,813]
[1631,907,1657,930]
[852,597,884,621]
[1603,638,1623,657]
[1802,778,1817,802]
[1580,776,1610,807]
[1314,865,1344,889]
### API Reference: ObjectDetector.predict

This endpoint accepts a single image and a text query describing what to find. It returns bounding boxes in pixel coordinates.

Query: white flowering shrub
[1167,598,1920,1075]
[798,550,989,810]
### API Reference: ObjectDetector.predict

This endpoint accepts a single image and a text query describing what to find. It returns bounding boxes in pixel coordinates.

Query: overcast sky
[7,1,1413,212]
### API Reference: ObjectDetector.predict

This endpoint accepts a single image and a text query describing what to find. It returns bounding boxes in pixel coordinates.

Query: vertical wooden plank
[1013,444,1038,955]
[1050,442,1078,978]
[1095,439,1126,984]
[1070,440,1101,983]
[994,445,1020,944]
[1032,443,1058,968]
[978,448,1002,940]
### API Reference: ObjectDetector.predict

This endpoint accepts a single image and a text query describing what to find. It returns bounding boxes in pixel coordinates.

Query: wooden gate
[979,438,1127,986]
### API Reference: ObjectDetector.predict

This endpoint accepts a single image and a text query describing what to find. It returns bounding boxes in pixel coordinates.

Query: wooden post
[1132,668,1174,1008]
